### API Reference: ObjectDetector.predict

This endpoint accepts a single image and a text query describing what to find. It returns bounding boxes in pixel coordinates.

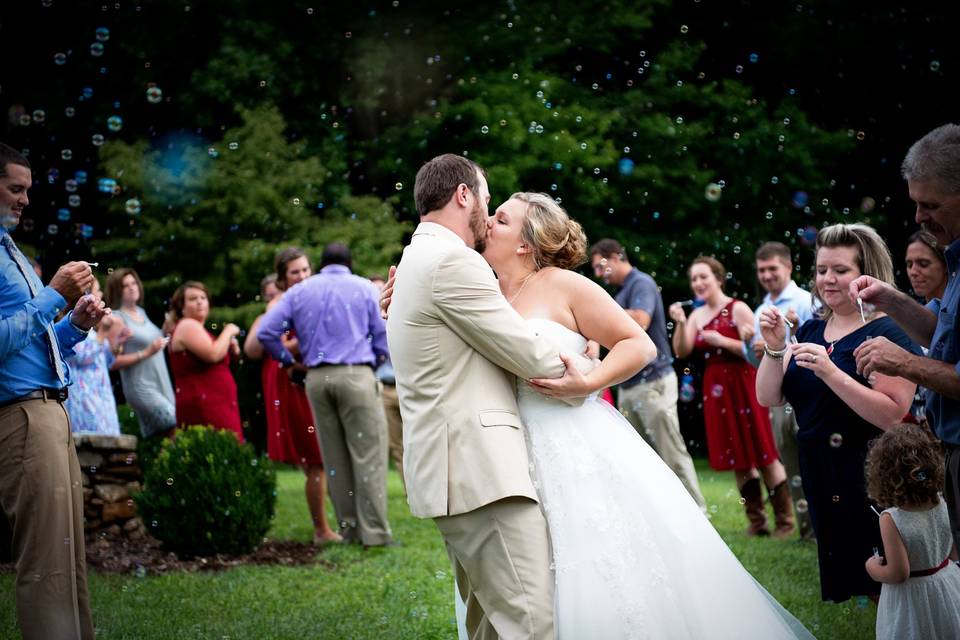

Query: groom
[386,154,582,639]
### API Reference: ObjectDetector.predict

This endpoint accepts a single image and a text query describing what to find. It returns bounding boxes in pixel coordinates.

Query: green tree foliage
[94,105,410,317]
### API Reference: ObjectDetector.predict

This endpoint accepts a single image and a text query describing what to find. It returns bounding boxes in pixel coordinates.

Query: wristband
[763,343,788,360]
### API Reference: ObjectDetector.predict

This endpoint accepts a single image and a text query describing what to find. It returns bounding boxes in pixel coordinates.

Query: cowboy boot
[740,478,770,536]
[769,480,796,539]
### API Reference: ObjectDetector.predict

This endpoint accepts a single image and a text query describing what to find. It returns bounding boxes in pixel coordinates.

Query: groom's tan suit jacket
[386,222,566,518]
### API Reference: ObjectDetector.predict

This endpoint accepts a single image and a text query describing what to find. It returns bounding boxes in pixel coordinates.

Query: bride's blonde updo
[510,192,587,270]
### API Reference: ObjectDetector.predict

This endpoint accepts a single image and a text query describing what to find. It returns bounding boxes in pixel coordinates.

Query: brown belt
[910,557,951,578]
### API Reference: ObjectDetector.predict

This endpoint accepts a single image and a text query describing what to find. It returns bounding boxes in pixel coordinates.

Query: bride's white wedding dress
[457,319,814,639]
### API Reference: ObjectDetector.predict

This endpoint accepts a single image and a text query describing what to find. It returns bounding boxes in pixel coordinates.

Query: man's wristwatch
[763,343,788,360]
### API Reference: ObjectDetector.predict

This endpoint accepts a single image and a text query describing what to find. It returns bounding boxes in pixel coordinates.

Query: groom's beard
[469,203,487,254]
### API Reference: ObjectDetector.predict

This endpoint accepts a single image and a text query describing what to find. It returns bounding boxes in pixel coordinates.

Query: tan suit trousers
[769,404,814,539]
[435,497,554,640]
[0,397,94,640]
[305,365,392,546]
[618,370,707,510]
[380,383,405,491]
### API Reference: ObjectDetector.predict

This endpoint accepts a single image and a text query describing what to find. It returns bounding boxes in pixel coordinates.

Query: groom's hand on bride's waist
[379,265,396,319]
[528,352,595,400]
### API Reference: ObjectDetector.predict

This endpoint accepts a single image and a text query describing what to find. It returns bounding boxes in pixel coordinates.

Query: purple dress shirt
[258,264,388,367]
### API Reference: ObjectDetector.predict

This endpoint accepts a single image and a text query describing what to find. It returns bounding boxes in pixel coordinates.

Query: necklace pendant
[826,342,835,356]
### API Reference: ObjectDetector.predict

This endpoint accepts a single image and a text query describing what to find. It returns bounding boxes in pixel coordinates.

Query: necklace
[508,270,538,304]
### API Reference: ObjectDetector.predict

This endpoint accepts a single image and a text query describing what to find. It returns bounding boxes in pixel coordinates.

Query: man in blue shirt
[590,239,706,510]
[853,124,960,551]
[1,142,108,639]
[746,242,816,540]
[259,243,393,549]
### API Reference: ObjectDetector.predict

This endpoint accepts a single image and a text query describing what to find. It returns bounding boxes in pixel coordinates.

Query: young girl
[865,424,960,640]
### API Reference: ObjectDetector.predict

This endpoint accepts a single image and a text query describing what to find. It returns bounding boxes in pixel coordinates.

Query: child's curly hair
[866,423,944,509]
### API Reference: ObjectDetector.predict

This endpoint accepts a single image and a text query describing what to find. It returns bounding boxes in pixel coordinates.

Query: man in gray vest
[590,239,706,510]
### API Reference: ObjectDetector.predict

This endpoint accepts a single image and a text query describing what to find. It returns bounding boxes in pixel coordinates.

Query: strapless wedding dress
[459,319,815,639]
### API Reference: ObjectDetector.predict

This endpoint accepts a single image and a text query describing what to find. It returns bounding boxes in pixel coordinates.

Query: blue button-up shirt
[925,237,960,445]
[258,264,389,367]
[1,230,87,402]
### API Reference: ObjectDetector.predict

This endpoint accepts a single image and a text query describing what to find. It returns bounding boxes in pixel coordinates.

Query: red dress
[262,355,323,466]
[694,300,778,471]
[169,323,243,442]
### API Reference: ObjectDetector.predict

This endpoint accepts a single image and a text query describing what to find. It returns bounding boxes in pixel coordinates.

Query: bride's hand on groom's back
[379,265,396,319]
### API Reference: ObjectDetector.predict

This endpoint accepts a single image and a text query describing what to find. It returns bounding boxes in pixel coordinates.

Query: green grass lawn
[0,460,875,639]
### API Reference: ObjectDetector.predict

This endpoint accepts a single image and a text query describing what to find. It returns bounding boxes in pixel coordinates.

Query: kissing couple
[383,154,814,639]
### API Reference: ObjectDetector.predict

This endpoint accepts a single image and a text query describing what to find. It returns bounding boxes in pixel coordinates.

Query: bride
[463,191,814,639]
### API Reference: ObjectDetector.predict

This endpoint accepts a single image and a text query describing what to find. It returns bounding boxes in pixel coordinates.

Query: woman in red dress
[668,256,794,537]
[168,281,244,441]
[244,249,340,545]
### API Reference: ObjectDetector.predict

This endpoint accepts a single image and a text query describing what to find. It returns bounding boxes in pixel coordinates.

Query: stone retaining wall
[74,433,147,539]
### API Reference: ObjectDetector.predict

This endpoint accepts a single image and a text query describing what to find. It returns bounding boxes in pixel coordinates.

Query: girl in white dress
[865,423,960,640]
[463,192,814,639]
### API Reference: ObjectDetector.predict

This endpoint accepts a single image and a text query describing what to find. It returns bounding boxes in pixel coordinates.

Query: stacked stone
[75,434,147,539]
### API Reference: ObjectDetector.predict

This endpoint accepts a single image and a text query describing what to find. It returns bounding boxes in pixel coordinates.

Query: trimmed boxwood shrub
[136,425,276,557]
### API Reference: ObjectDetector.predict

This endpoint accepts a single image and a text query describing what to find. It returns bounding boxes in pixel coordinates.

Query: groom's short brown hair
[414,154,486,217]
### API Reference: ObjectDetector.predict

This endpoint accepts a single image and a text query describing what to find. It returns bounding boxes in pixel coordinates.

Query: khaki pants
[380,384,405,491]
[618,371,707,510]
[435,497,554,640]
[769,404,813,539]
[0,398,95,640]
[305,365,392,546]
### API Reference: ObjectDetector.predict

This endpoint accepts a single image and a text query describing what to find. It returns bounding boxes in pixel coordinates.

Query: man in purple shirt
[258,242,393,548]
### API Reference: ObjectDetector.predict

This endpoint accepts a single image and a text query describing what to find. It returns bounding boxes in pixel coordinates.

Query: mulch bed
[0,533,332,576]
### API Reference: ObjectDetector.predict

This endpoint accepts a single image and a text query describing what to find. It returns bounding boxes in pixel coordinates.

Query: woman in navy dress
[756,223,920,602]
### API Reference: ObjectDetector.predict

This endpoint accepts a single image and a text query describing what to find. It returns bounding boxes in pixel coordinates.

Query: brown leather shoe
[740,478,770,536]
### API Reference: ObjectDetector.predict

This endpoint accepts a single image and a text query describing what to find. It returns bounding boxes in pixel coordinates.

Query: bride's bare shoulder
[539,266,594,288]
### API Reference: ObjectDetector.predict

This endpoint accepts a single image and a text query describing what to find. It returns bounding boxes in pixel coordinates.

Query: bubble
[107,115,123,132]
[580,142,587,150]
[65,179,78,192]
[32,109,46,124]
[733,246,741,254]
[82,87,93,99]
[54,52,67,65]
[75,170,88,184]
[930,60,941,72]
[234,490,241,497]
[765,211,774,220]
[860,197,875,212]
[435,570,447,579]
[165,477,174,486]
[90,42,105,57]
[125,198,141,215]
[710,384,724,398]
[207,147,219,158]
[395,182,403,190]
[97,177,117,193]
[735,65,744,74]
[680,24,689,34]
[292,197,301,205]
[228,141,239,150]
[791,191,809,208]
[790,475,803,488]
[796,499,809,514]
[96,27,110,42]
[832,495,840,502]
[480,125,489,134]
[80,224,94,239]
[593,167,601,175]
[92,134,105,146]
[704,183,722,202]
[829,433,843,448]
[749,52,759,63]
[47,224,59,235]
[21,218,34,231]
[57,208,71,221]
[146,86,163,104]
[68,194,81,207]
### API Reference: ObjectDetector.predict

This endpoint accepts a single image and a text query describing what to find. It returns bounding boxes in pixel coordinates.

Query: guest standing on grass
[1,141,106,639]
[168,280,244,440]
[259,243,393,548]
[865,423,960,640]
[669,256,793,538]
[245,249,341,545]
[757,223,919,603]
[105,267,177,439]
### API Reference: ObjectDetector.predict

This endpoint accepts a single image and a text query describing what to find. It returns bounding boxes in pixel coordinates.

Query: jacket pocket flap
[478,410,522,428]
